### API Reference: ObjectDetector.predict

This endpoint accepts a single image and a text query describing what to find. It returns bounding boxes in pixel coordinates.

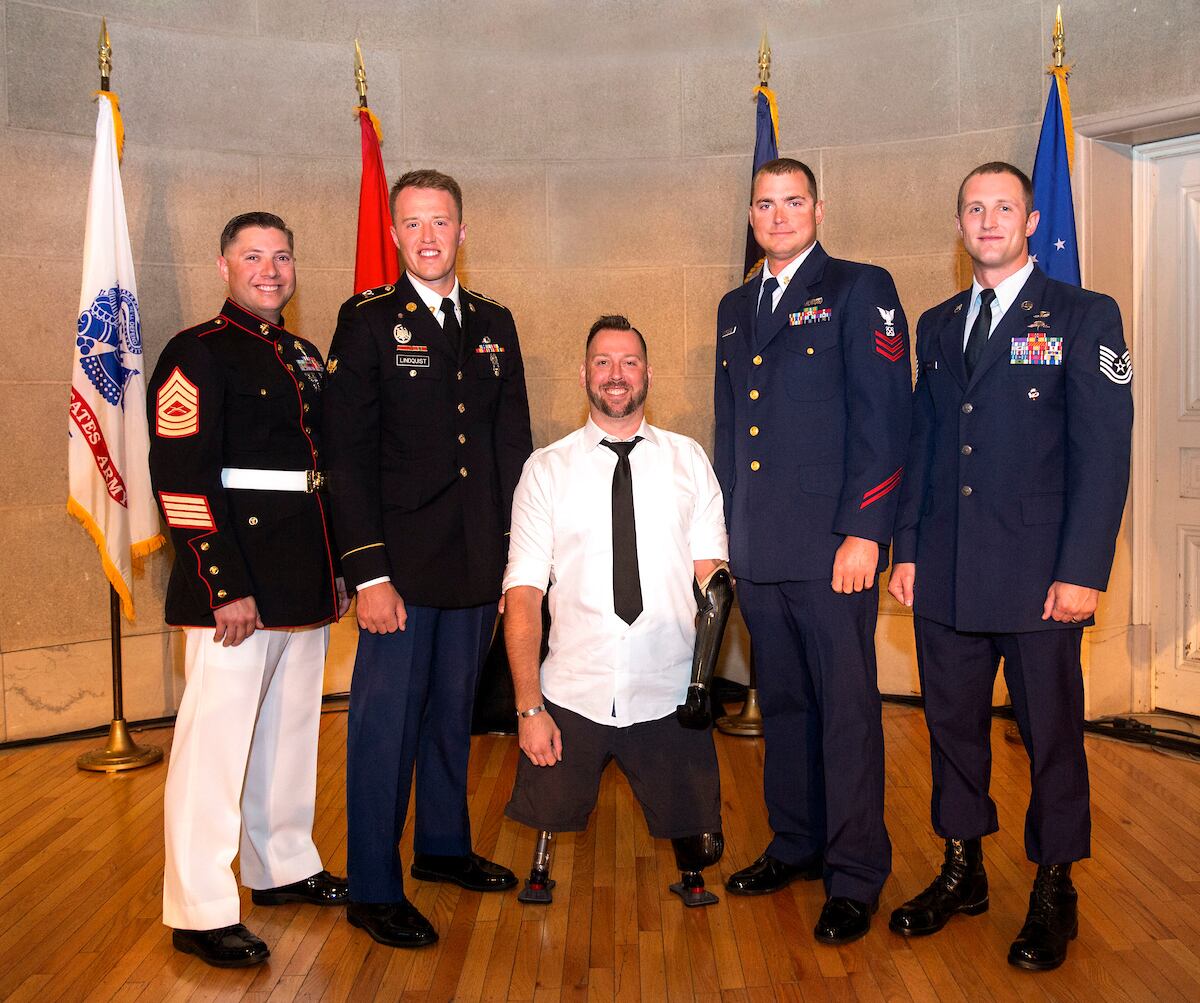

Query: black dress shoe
[889,838,988,937]
[172,923,269,967]
[347,900,438,948]
[410,852,518,891]
[251,869,349,906]
[1008,863,1078,971]
[724,852,823,896]
[814,896,877,945]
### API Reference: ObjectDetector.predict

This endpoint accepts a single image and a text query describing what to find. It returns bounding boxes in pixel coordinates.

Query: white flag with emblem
[67,92,163,620]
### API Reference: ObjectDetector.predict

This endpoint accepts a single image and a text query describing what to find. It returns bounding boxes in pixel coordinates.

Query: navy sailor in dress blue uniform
[714,159,912,944]
[147,213,349,969]
[887,163,1133,972]
[323,170,532,949]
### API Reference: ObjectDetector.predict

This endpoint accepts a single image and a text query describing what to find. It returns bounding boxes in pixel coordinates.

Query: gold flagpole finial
[1052,4,1066,69]
[354,38,368,107]
[757,31,771,87]
[98,16,112,90]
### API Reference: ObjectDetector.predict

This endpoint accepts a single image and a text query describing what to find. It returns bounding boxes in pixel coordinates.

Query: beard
[587,379,648,420]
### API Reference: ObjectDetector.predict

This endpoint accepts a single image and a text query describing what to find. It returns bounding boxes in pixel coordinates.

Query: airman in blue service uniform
[714,158,912,944]
[148,212,348,970]
[888,163,1133,972]
[323,169,532,949]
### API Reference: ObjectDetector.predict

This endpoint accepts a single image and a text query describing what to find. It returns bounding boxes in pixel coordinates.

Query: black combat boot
[889,838,988,937]
[1008,863,1078,971]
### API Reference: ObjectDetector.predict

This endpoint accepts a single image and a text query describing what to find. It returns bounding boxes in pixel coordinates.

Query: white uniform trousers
[163,625,328,930]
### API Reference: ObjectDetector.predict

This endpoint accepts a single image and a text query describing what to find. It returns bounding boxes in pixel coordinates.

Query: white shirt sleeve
[502,454,554,593]
[688,442,729,562]
[356,575,391,591]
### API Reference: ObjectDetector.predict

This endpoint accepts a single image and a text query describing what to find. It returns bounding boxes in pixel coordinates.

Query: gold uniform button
[200,542,210,551]
[749,425,759,436]
[806,347,814,355]
[303,403,311,413]
[208,565,219,575]
[216,589,228,599]
[409,369,417,377]
[248,516,259,526]
[753,355,763,366]
[304,425,312,434]
[457,371,463,381]
[259,388,268,396]
[457,403,466,414]
[459,467,469,478]
[750,460,761,471]
[749,389,759,400]
[458,433,466,444]
[286,364,294,371]
[275,345,282,353]
[722,359,728,368]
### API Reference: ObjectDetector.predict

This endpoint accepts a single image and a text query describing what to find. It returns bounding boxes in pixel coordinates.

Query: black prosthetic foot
[669,871,719,908]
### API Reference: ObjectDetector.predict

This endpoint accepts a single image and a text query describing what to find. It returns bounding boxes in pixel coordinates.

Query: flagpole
[77,18,163,773]
[717,35,774,739]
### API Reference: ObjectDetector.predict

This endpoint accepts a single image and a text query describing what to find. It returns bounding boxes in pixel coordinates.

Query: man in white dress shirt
[502,315,731,906]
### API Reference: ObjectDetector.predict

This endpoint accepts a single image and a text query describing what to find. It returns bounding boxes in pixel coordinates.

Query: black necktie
[755,276,779,347]
[441,296,461,357]
[964,288,996,379]
[601,438,643,625]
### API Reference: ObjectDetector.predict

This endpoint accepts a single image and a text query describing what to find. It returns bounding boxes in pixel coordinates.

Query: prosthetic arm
[675,563,734,729]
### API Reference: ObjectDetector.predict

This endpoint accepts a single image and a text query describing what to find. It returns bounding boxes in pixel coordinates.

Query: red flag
[354,108,399,293]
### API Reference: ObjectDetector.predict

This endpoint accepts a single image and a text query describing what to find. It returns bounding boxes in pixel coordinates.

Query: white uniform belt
[220,467,326,492]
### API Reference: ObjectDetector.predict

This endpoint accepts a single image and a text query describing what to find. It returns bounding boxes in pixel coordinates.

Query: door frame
[1073,97,1200,714]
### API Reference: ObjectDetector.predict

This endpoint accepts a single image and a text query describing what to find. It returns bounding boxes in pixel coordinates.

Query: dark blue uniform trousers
[913,616,1090,864]
[346,602,496,902]
[738,579,891,903]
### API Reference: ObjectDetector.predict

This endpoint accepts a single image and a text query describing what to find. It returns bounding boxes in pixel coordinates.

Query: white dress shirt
[503,417,729,727]
[757,241,818,313]
[962,258,1035,349]
[357,272,463,592]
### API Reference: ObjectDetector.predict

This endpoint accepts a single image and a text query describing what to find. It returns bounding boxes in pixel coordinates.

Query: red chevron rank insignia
[874,330,905,362]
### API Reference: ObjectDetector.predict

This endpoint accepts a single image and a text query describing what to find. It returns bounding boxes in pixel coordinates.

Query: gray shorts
[504,700,722,839]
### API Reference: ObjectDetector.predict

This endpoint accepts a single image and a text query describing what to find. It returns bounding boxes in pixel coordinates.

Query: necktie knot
[601,437,641,460]
[761,275,779,300]
[979,288,996,307]
[440,296,457,322]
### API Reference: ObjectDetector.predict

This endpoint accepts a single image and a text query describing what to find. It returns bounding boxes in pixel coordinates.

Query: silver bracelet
[517,704,546,719]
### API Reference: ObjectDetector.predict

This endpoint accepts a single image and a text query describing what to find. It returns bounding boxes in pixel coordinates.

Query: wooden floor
[1,705,1199,1002]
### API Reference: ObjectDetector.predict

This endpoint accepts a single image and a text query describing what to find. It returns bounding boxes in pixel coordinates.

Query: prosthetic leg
[669,831,726,907]
[516,830,556,904]
[676,564,735,730]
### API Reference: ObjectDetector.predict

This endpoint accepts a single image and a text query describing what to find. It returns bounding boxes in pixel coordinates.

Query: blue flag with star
[1029,74,1080,285]
[743,86,779,281]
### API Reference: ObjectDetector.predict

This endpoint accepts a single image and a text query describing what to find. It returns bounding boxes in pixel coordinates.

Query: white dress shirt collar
[406,271,461,321]
[762,241,817,292]
[967,257,1035,334]
[582,415,661,451]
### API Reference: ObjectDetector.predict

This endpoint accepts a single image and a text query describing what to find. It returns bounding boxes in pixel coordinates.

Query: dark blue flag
[1029,74,1080,285]
[744,86,779,281]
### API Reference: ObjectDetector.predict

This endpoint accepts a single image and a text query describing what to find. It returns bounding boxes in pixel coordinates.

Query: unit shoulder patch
[156,366,200,438]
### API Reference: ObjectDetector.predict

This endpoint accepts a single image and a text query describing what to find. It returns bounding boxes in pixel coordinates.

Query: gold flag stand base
[76,718,163,773]
[716,688,764,737]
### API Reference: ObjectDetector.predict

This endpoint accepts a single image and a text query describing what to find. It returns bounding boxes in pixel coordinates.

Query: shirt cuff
[356,576,391,591]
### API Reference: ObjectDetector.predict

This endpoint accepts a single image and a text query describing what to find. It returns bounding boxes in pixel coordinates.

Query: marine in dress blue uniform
[714,159,912,944]
[148,213,347,970]
[888,163,1133,972]
[322,171,532,949]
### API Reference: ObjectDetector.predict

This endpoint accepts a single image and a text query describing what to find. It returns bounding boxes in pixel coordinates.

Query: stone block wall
[3,0,1198,739]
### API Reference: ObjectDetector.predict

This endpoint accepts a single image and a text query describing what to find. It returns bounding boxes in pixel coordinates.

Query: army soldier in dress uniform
[147,212,349,969]
[323,170,532,948]
[888,163,1133,971]
[714,158,912,944]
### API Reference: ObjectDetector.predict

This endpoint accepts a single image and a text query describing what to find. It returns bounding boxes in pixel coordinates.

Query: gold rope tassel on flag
[356,104,384,143]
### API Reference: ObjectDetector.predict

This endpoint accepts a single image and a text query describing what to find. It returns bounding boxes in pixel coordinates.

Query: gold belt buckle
[306,470,326,493]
